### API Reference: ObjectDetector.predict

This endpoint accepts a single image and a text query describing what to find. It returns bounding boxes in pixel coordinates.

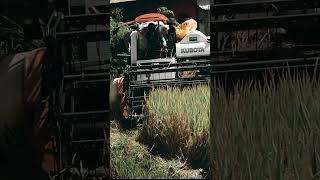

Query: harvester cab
[129,18,210,65]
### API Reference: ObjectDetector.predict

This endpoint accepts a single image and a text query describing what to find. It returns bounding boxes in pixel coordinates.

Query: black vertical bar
[256,25,258,51]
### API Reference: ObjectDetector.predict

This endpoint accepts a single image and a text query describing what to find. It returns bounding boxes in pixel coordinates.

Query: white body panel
[176,42,210,58]
[136,58,176,81]
[129,29,211,82]
[176,30,210,58]
[130,31,138,65]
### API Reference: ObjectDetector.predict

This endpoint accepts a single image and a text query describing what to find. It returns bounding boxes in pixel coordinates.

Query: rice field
[110,123,203,179]
[210,71,320,179]
[138,85,210,170]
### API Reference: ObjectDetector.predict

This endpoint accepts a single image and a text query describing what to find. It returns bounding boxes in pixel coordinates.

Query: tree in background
[157,7,175,18]
[110,8,132,76]
[110,8,131,55]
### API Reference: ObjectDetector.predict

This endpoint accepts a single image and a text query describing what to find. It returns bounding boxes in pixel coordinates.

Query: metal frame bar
[128,65,212,75]
[130,77,210,86]
[64,72,110,80]
[71,139,105,144]
[60,110,109,117]
[212,56,320,74]
[69,0,107,7]
[212,0,320,15]
[43,1,110,177]
[129,60,211,70]
[72,79,109,85]
[56,29,109,41]
[212,64,320,74]
[212,44,320,57]
[64,13,109,25]
[212,12,320,31]
[126,60,211,114]
[66,66,110,75]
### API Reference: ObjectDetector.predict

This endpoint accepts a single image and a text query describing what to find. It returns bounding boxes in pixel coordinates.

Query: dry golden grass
[138,85,209,170]
[211,71,320,180]
[110,125,203,179]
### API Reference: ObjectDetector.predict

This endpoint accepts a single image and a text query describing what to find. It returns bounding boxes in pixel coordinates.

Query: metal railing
[43,0,110,179]
[125,60,212,115]
[211,0,320,89]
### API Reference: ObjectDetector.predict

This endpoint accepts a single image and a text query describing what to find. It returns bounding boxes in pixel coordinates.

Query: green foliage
[157,7,175,18]
[111,7,124,22]
[110,16,131,55]
[110,7,131,77]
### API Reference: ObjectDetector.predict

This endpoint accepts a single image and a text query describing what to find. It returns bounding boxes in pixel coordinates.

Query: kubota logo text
[181,47,205,53]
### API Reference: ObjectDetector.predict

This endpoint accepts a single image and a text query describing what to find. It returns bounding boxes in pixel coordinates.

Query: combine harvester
[111,10,212,121]
[211,0,320,91]
[1,0,110,179]
[43,0,110,178]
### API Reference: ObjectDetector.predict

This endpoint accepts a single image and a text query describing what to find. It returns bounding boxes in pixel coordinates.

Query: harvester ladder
[49,0,109,178]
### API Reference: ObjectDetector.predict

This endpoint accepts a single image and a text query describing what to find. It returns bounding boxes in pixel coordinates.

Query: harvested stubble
[211,71,320,180]
[138,85,210,170]
[110,126,203,179]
